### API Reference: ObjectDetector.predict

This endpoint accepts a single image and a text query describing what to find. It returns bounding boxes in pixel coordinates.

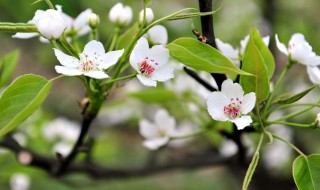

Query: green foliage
[167,38,251,75]
[129,88,177,103]
[117,24,139,50]
[0,50,20,88]
[274,84,320,104]
[0,74,52,136]
[293,154,320,190]
[240,27,273,103]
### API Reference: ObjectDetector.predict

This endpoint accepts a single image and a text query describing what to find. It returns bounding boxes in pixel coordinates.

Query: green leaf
[240,29,270,103]
[0,50,20,88]
[129,88,177,103]
[116,23,139,50]
[293,154,320,190]
[0,74,53,136]
[252,29,275,79]
[167,38,251,76]
[275,84,319,104]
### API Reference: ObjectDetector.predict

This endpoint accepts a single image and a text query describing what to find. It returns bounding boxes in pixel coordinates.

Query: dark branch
[183,67,216,91]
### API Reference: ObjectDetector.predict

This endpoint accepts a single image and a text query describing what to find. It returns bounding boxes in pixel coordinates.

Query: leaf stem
[101,73,137,86]
[263,60,294,118]
[272,133,306,156]
[44,0,55,9]
[108,27,121,51]
[266,121,315,128]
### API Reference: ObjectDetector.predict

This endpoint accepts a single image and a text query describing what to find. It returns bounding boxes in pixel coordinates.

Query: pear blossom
[275,33,320,66]
[130,37,173,86]
[10,173,30,190]
[87,13,100,29]
[207,79,256,130]
[146,25,168,45]
[139,109,176,150]
[33,9,67,39]
[139,8,154,25]
[56,5,92,36]
[109,3,133,27]
[54,40,124,79]
[216,35,270,67]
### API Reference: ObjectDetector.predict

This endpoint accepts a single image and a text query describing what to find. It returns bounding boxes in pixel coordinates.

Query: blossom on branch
[207,79,256,130]
[139,8,154,25]
[276,33,320,66]
[109,3,133,27]
[130,37,174,87]
[54,40,124,79]
[146,25,168,45]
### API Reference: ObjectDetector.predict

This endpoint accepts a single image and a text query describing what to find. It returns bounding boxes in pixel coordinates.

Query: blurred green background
[1,0,320,189]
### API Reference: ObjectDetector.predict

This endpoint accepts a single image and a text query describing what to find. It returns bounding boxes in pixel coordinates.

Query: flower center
[139,58,155,76]
[224,98,242,119]
[79,55,99,72]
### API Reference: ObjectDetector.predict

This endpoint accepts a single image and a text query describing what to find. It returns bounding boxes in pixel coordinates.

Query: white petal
[148,25,168,45]
[304,55,320,66]
[12,32,38,39]
[137,74,157,87]
[207,92,230,121]
[307,66,320,84]
[232,115,252,130]
[289,33,308,46]
[130,37,149,71]
[221,79,244,100]
[81,40,105,60]
[154,109,176,135]
[275,34,289,56]
[240,35,249,55]
[241,92,256,114]
[55,66,82,76]
[73,9,92,32]
[83,70,109,79]
[262,36,270,46]
[99,49,124,69]
[151,63,174,82]
[139,119,158,139]
[216,38,239,60]
[147,45,170,68]
[143,137,169,150]
[54,48,80,68]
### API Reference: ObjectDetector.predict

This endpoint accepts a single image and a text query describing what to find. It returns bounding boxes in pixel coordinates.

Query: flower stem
[44,0,55,9]
[101,73,137,86]
[272,133,306,156]
[266,121,315,128]
[263,60,294,118]
[108,27,121,51]
[91,28,97,41]
[57,36,78,58]
[270,104,318,122]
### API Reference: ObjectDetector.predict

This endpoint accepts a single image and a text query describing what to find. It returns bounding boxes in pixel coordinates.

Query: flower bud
[33,9,67,39]
[109,3,133,27]
[139,8,154,25]
[315,113,320,128]
[87,13,100,29]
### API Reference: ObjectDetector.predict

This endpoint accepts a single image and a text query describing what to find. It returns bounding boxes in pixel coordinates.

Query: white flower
[146,25,168,45]
[33,9,67,39]
[56,5,92,36]
[54,40,124,79]
[130,37,173,86]
[42,117,80,142]
[53,142,72,156]
[207,79,256,130]
[87,13,100,29]
[139,8,154,25]
[139,109,176,150]
[109,3,133,27]
[219,139,238,158]
[10,173,30,190]
[276,33,320,66]
[307,66,320,84]
[216,35,270,67]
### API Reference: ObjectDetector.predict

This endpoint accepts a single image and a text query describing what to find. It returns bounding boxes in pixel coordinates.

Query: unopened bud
[139,8,154,25]
[315,113,320,128]
[109,3,133,28]
[88,13,100,29]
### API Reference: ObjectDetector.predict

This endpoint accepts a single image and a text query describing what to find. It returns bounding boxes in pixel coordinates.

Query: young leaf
[293,154,320,190]
[242,152,260,190]
[0,50,20,88]
[167,38,251,76]
[129,88,177,103]
[116,23,139,50]
[240,30,270,103]
[252,28,275,79]
[0,74,53,136]
[275,84,319,104]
